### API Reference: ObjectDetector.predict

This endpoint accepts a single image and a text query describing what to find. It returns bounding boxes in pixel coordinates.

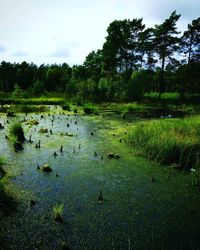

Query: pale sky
[0,0,199,66]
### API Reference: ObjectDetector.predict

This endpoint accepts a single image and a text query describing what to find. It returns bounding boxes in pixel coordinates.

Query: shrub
[62,103,71,111]
[73,108,78,113]
[83,104,99,115]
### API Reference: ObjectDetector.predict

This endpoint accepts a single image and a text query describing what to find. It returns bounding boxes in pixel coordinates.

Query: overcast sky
[0,0,199,65]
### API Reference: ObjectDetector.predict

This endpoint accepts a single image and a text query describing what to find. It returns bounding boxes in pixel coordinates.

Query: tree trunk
[159,57,165,99]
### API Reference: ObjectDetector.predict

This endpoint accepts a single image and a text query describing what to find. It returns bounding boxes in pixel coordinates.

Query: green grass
[83,103,99,115]
[53,204,64,222]
[61,103,71,111]
[145,92,180,99]
[9,122,25,151]
[0,96,66,105]
[128,115,200,169]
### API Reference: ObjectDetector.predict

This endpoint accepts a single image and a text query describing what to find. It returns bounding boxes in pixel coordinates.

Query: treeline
[0,11,199,101]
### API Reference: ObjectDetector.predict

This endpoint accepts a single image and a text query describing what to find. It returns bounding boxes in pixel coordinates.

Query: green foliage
[9,122,25,143]
[73,107,78,113]
[19,105,47,113]
[0,14,199,102]
[145,92,180,99]
[9,122,25,151]
[53,204,64,222]
[12,84,25,98]
[31,80,45,95]
[153,11,181,97]
[127,71,144,100]
[62,103,71,111]
[83,103,99,115]
[98,78,110,100]
[128,116,200,168]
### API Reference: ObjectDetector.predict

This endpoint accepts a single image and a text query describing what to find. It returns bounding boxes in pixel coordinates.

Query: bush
[83,103,99,115]
[62,103,71,111]
[12,84,25,98]
[73,108,78,113]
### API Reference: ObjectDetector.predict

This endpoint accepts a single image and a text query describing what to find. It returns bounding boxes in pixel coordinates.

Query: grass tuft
[53,204,64,222]
[9,122,25,151]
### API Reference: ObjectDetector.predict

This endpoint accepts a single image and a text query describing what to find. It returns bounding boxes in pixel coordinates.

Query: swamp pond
[1,106,200,250]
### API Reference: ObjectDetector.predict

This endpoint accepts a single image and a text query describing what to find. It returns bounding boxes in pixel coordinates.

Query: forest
[0,11,199,101]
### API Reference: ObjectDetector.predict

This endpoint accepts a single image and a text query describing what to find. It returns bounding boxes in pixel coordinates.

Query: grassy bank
[128,115,200,169]
[0,97,66,105]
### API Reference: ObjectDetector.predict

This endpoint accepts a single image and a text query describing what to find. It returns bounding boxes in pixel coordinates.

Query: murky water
[1,110,200,250]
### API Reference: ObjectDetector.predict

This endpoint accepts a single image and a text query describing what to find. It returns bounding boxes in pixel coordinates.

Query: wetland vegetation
[0,10,200,250]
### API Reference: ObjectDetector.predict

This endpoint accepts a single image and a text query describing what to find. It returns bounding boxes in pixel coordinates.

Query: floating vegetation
[25,120,39,126]
[9,122,25,151]
[39,128,48,133]
[42,164,52,172]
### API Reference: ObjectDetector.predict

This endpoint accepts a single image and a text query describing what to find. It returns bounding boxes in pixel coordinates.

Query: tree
[153,11,181,98]
[179,18,200,97]
[31,80,45,95]
[181,17,200,64]
[102,19,145,80]
[12,84,25,98]
[138,28,156,69]
[83,50,103,82]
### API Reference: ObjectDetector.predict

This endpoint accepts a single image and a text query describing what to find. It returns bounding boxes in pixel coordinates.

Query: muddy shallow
[1,110,200,250]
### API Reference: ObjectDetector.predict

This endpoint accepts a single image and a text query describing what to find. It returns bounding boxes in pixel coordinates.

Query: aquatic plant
[42,164,52,172]
[83,103,99,115]
[62,103,71,111]
[9,122,25,143]
[128,115,200,169]
[53,204,64,222]
[73,107,78,113]
[9,122,25,151]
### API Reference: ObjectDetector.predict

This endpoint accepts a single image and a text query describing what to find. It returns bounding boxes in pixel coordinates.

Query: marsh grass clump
[7,111,15,117]
[19,105,47,113]
[73,107,78,113]
[62,103,71,111]
[10,122,25,143]
[53,204,64,222]
[42,164,52,172]
[83,103,99,115]
[9,122,25,151]
[128,116,200,169]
